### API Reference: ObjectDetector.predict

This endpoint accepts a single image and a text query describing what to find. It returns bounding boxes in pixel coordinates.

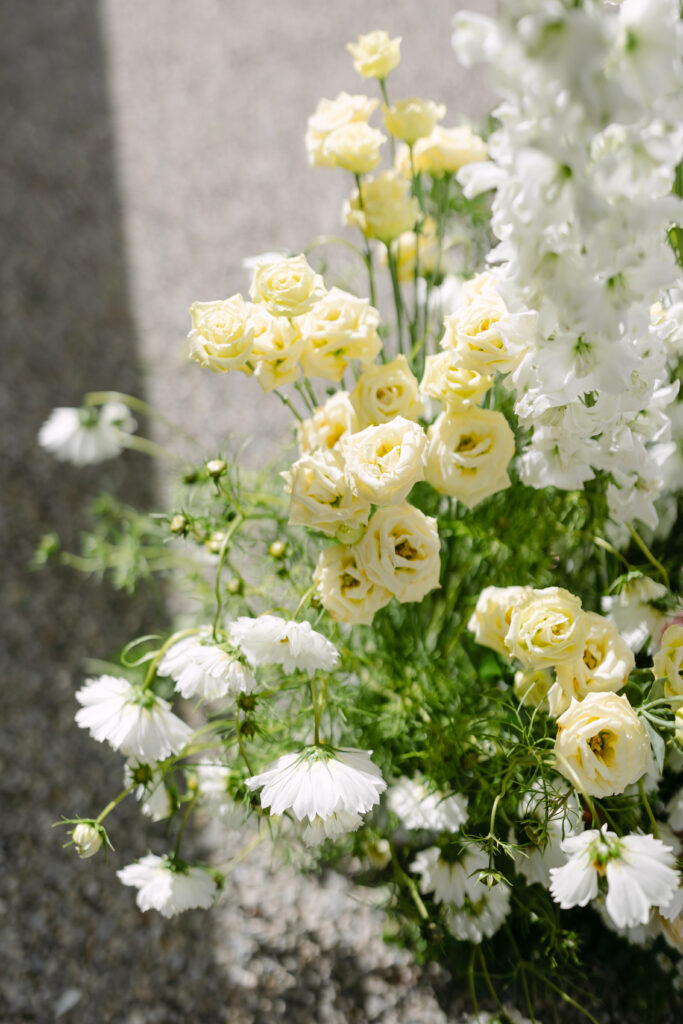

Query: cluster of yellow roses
[469,585,654,798]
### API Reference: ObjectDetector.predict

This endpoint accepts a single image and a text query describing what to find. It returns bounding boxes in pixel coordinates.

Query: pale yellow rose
[440,272,528,375]
[554,692,652,797]
[420,353,493,410]
[385,217,440,283]
[382,98,445,146]
[468,585,534,658]
[322,122,385,174]
[653,624,683,698]
[506,588,587,669]
[341,416,426,506]
[250,254,325,318]
[297,288,382,381]
[314,543,392,625]
[514,667,553,709]
[350,355,421,428]
[425,408,515,508]
[305,92,379,168]
[245,305,305,392]
[548,612,635,716]
[344,171,420,243]
[356,503,441,603]
[347,30,401,79]
[282,449,371,537]
[297,392,359,455]
[187,296,254,372]
[413,125,488,175]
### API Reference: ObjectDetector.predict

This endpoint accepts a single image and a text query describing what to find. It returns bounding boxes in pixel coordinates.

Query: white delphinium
[195,762,248,829]
[75,675,192,761]
[124,761,173,822]
[246,746,385,843]
[387,776,468,831]
[514,785,582,887]
[38,402,136,465]
[117,855,216,917]
[228,614,339,675]
[157,630,257,700]
[549,824,680,929]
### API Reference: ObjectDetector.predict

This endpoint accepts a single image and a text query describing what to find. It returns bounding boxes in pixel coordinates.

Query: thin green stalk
[378,79,395,161]
[386,243,406,355]
[235,708,254,774]
[467,947,480,1021]
[478,948,503,1012]
[310,676,321,745]
[95,784,136,825]
[173,794,198,858]
[118,433,180,463]
[528,968,600,1024]
[639,778,659,837]
[143,628,203,690]
[389,840,429,920]
[294,380,316,415]
[273,389,304,422]
[84,390,199,446]
[213,514,244,640]
[294,584,317,620]
[626,523,670,589]
[353,173,378,308]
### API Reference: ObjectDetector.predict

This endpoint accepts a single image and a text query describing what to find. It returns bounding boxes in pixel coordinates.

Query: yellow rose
[549,612,635,716]
[322,122,385,174]
[314,543,392,625]
[506,587,587,669]
[297,288,382,381]
[385,217,440,283]
[246,305,305,392]
[383,98,446,146]
[187,296,254,372]
[413,125,488,175]
[420,353,493,410]
[341,416,426,506]
[440,272,529,375]
[554,692,652,797]
[425,408,515,508]
[305,92,379,168]
[350,355,421,428]
[344,171,420,243]
[250,254,325,318]
[468,585,534,658]
[514,667,553,709]
[297,392,359,454]
[356,503,441,603]
[347,30,401,79]
[653,624,683,698]
[283,449,371,537]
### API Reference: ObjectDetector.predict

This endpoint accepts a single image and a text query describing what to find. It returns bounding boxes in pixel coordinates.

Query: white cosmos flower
[550,825,680,929]
[117,855,216,918]
[515,785,582,888]
[75,675,192,761]
[38,402,136,465]
[301,810,363,847]
[195,762,248,829]
[444,881,511,944]
[123,761,173,822]
[387,777,468,832]
[246,746,385,823]
[411,846,473,905]
[157,631,257,700]
[228,615,339,675]
[414,844,511,941]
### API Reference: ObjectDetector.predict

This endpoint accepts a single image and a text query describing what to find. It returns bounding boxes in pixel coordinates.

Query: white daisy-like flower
[228,614,339,675]
[157,631,257,700]
[195,762,248,829]
[38,402,136,465]
[550,825,680,929]
[124,761,173,822]
[444,881,511,943]
[514,785,582,887]
[75,675,192,762]
[246,746,385,823]
[387,776,468,831]
[301,810,363,847]
[117,855,216,917]
[411,846,473,905]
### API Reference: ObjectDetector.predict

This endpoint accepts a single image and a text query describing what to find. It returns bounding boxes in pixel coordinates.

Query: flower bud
[206,531,226,554]
[335,523,367,546]
[170,513,188,535]
[206,458,227,478]
[269,540,287,559]
[72,823,103,859]
[227,577,244,595]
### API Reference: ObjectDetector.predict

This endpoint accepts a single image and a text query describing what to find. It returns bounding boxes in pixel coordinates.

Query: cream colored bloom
[283,449,371,536]
[347,30,401,79]
[356,503,441,603]
[314,543,392,625]
[305,92,379,168]
[441,272,530,375]
[386,217,440,283]
[250,254,325,318]
[554,692,652,797]
[468,585,534,658]
[322,122,385,174]
[425,408,514,508]
[420,352,493,410]
[350,355,421,428]
[506,587,587,669]
[298,287,382,381]
[246,305,305,391]
[413,124,487,175]
[383,98,445,146]
[188,296,254,372]
[653,624,683,698]
[297,391,359,454]
[344,171,420,243]
[342,416,426,506]
[514,667,554,709]
[549,613,635,716]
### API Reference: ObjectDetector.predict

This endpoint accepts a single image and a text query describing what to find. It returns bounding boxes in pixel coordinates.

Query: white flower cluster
[453,0,683,527]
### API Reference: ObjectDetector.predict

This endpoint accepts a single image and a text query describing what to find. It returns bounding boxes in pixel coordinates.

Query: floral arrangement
[37,5,683,1021]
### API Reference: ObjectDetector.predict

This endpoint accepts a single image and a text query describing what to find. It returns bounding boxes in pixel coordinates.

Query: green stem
[378,79,395,162]
[386,243,405,355]
[143,627,204,690]
[353,173,378,309]
[310,676,321,745]
[173,794,198,858]
[213,515,244,640]
[117,433,180,463]
[626,523,670,589]
[95,784,136,825]
[294,380,316,415]
[528,967,600,1024]
[235,708,254,775]
[84,390,199,446]
[478,947,503,1012]
[467,947,480,1021]
[273,389,304,423]
[639,778,659,837]
[389,840,429,920]
[294,584,317,620]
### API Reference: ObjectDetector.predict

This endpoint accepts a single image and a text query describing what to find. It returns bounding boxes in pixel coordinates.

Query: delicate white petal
[228,615,339,674]
[117,855,216,918]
